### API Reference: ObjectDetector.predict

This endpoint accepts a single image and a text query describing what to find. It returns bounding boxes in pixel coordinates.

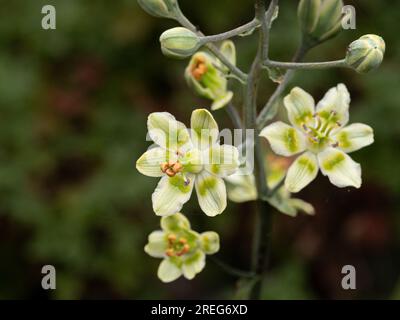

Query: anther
[168,234,177,243]
[191,56,208,80]
[165,248,175,257]
[179,238,187,244]
[332,142,339,148]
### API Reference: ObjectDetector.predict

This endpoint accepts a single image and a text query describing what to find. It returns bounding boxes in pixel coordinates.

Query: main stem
[245,0,276,300]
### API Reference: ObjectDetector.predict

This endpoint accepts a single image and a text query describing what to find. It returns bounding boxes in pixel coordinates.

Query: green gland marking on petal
[169,175,192,193]
[260,121,306,157]
[334,123,374,153]
[318,148,361,188]
[285,152,319,193]
[286,127,302,153]
[298,155,317,173]
[320,151,345,172]
[197,176,217,196]
[284,87,315,128]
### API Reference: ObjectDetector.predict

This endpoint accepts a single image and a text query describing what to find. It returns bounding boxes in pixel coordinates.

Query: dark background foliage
[0,0,399,299]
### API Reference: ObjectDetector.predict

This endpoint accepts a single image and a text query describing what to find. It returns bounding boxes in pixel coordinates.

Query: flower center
[165,233,190,257]
[161,160,183,177]
[302,111,341,152]
[191,56,208,80]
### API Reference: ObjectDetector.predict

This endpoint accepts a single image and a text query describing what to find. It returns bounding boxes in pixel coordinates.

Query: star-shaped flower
[144,213,220,282]
[136,109,239,216]
[260,84,374,192]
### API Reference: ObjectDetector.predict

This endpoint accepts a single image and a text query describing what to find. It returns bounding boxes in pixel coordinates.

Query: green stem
[264,58,347,70]
[247,0,278,301]
[250,200,274,299]
[210,256,255,278]
[175,9,248,83]
[202,19,259,43]
[226,102,243,129]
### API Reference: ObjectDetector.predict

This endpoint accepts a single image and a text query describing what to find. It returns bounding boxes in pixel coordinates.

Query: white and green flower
[136,109,239,216]
[185,41,235,111]
[144,213,220,283]
[260,84,374,193]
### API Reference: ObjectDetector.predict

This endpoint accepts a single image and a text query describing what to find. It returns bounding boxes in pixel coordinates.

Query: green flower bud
[345,34,385,74]
[298,0,321,34]
[160,27,202,59]
[298,0,344,46]
[137,0,178,19]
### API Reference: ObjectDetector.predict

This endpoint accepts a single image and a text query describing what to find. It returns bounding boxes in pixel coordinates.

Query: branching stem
[264,58,347,70]
[175,9,248,82]
[202,19,259,43]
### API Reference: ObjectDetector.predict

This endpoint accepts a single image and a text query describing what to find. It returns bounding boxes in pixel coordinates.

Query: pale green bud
[298,0,321,34]
[298,0,344,46]
[346,34,385,74]
[160,27,202,59]
[137,0,178,19]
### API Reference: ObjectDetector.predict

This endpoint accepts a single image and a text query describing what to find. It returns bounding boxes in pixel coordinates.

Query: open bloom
[136,109,239,216]
[145,213,220,282]
[260,84,374,193]
[185,41,235,110]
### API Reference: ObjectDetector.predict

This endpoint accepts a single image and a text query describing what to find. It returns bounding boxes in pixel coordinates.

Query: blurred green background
[0,0,399,299]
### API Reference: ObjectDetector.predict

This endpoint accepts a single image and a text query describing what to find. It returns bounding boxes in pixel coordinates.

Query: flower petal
[332,123,374,153]
[182,250,206,280]
[316,84,350,128]
[157,258,182,283]
[283,87,315,128]
[144,231,167,258]
[211,91,234,111]
[152,174,194,216]
[136,147,169,177]
[200,231,220,254]
[318,147,361,188]
[190,109,219,150]
[260,121,307,157]
[285,152,319,193]
[148,112,191,150]
[288,198,316,216]
[195,171,226,217]
[225,173,257,203]
[204,145,240,177]
[161,212,191,231]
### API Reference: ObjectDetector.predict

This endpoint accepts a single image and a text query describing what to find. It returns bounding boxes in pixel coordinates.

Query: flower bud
[298,0,321,34]
[298,0,344,46]
[345,34,385,74]
[160,27,201,59]
[137,0,178,19]
[185,51,233,110]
